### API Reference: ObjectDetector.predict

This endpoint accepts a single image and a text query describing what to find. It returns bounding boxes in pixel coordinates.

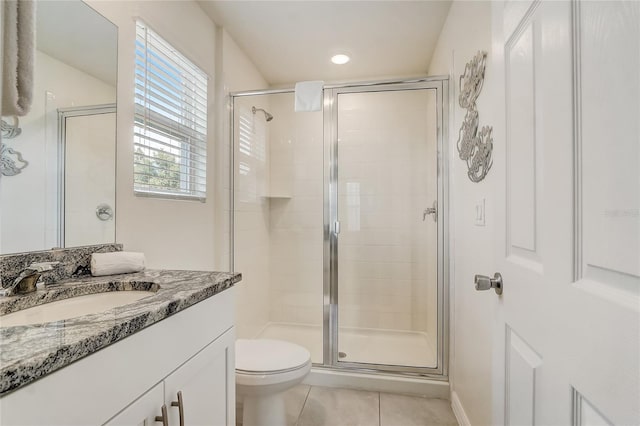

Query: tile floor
[237,385,458,426]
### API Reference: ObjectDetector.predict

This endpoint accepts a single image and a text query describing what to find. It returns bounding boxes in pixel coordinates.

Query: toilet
[236,339,311,426]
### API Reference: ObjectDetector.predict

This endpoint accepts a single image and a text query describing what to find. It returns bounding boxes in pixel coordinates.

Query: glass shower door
[326,83,445,372]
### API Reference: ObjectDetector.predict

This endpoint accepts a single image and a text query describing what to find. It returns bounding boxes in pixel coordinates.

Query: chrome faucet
[2,262,60,296]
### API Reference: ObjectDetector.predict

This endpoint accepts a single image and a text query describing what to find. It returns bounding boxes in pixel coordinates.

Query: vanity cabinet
[0,287,236,426]
[106,383,165,426]
[106,329,233,426]
[163,333,231,426]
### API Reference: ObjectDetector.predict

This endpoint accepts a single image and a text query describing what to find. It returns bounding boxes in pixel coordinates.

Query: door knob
[474,273,503,295]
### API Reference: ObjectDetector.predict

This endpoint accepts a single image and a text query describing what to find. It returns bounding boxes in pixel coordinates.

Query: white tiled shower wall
[217,29,270,340]
[234,89,439,337]
[233,91,325,339]
[336,90,438,333]
[268,94,324,327]
[233,95,272,339]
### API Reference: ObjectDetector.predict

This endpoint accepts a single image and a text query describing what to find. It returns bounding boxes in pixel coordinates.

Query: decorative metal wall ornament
[1,115,28,176]
[1,116,22,139]
[457,51,493,183]
[1,143,29,176]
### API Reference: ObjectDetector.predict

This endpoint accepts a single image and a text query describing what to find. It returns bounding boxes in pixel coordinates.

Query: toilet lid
[236,339,311,373]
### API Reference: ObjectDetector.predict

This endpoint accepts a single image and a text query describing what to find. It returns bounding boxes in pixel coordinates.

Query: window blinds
[134,21,208,201]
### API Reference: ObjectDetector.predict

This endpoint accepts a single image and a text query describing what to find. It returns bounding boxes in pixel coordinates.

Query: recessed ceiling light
[331,54,350,65]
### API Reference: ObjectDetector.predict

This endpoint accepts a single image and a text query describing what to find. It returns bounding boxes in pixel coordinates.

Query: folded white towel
[294,80,324,112]
[91,252,146,277]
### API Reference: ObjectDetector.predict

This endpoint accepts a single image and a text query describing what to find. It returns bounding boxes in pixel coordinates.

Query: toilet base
[242,390,286,426]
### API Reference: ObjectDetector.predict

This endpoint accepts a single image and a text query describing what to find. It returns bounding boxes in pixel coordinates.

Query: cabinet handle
[171,391,185,426]
[155,404,168,426]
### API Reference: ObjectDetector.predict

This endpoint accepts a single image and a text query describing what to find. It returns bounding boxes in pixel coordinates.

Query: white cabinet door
[105,383,164,426]
[164,328,235,426]
[490,0,639,424]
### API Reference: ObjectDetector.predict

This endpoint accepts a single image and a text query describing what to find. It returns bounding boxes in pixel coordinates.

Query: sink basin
[0,291,155,327]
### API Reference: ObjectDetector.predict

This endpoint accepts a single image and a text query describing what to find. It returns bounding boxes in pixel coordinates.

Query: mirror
[0,0,117,254]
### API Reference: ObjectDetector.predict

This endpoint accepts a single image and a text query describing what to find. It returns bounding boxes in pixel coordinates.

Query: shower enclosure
[231,77,448,378]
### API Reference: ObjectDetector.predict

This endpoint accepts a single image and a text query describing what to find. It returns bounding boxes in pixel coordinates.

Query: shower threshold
[255,322,437,368]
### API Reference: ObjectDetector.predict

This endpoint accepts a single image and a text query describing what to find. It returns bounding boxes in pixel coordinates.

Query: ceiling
[198,1,452,85]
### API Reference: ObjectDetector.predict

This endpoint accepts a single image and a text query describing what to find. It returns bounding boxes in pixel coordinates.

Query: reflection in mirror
[0,0,117,254]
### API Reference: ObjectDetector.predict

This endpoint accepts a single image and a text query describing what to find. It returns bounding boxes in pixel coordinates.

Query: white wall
[428,1,494,424]
[1,50,115,254]
[87,1,218,270]
[87,1,270,334]
[0,0,4,256]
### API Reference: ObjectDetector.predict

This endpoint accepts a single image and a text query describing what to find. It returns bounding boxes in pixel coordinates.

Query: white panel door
[490,0,639,424]
[164,328,235,426]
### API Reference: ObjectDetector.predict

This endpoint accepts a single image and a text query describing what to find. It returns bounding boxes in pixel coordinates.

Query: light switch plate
[475,198,486,226]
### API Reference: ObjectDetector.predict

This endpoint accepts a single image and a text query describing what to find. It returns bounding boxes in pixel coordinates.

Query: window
[134,21,208,201]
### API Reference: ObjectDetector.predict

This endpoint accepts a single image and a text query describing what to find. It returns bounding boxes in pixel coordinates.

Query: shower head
[252,106,273,122]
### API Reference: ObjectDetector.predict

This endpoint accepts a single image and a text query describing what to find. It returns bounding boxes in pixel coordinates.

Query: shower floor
[256,322,437,368]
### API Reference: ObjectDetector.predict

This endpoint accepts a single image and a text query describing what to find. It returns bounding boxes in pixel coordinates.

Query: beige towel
[2,0,36,117]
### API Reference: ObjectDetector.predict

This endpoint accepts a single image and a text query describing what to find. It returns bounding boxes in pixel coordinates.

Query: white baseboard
[451,390,471,426]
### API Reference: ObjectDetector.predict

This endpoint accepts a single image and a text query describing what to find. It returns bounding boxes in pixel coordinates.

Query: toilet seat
[236,339,311,374]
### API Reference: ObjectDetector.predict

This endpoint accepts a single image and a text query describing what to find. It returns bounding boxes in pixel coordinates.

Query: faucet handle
[0,262,62,296]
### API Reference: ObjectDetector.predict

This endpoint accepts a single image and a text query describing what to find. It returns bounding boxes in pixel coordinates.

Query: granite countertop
[0,270,241,396]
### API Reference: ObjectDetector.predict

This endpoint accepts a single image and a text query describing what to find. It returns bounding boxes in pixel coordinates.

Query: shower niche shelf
[263,194,292,199]
[266,163,293,198]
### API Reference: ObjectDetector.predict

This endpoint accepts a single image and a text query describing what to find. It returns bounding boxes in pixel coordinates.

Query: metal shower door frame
[229,76,449,379]
[322,78,449,378]
[57,103,117,248]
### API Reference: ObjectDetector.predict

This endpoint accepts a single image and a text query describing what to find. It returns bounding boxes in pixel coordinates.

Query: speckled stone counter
[0,269,241,396]
[0,243,123,288]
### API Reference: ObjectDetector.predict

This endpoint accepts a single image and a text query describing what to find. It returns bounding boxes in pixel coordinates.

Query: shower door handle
[423,201,437,222]
[334,221,341,236]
